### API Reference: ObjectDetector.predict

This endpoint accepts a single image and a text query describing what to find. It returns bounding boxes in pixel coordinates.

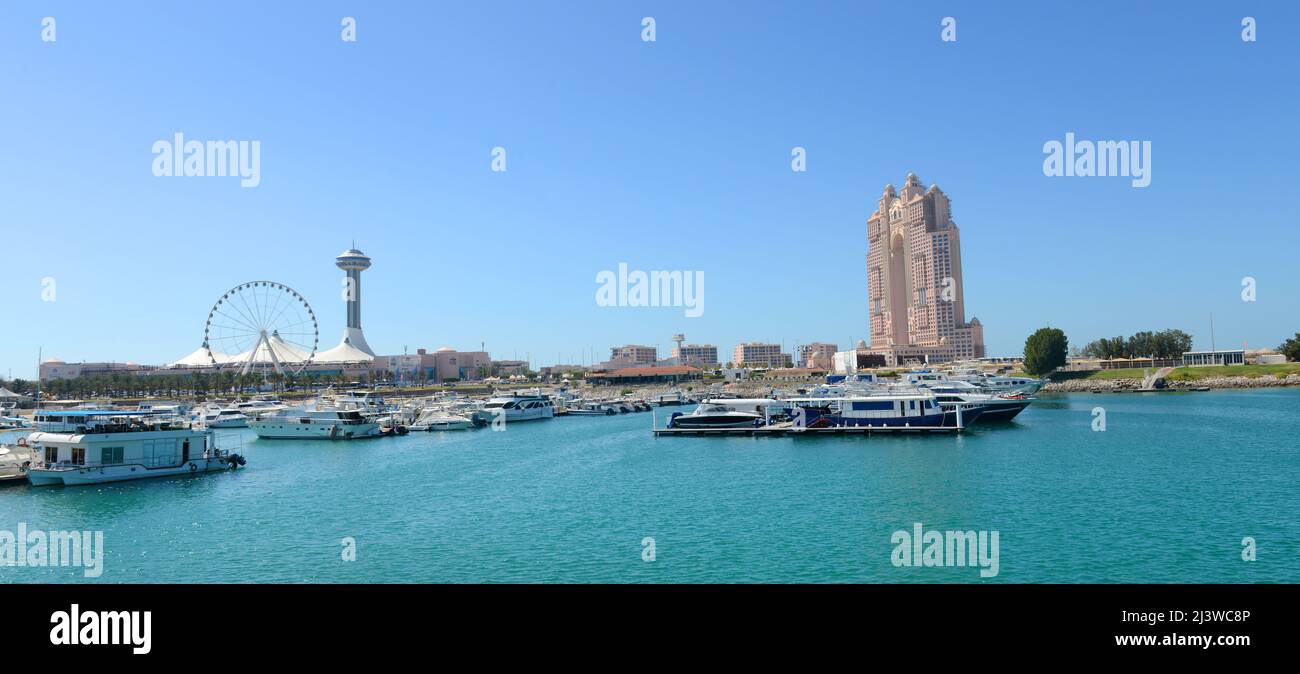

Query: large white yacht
[944,370,1045,394]
[23,411,245,487]
[232,397,287,420]
[471,393,555,425]
[249,408,382,439]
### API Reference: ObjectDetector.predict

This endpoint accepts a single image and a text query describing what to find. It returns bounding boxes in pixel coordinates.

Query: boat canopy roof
[36,410,151,417]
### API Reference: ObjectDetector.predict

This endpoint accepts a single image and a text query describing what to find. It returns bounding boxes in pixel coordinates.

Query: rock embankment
[1045,374,1300,393]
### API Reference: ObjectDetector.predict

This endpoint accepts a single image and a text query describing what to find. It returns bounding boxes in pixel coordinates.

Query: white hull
[410,420,473,431]
[472,408,555,424]
[28,458,235,486]
[207,418,249,428]
[250,421,381,439]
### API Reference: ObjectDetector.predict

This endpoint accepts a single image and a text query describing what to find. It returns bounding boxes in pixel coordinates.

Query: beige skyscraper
[866,173,984,365]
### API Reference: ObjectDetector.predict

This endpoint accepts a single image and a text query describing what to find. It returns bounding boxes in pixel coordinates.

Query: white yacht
[471,394,555,425]
[566,402,619,416]
[23,411,245,487]
[332,391,393,417]
[409,407,474,431]
[198,407,250,428]
[233,398,287,420]
[250,408,382,439]
[137,401,192,416]
[944,370,1045,394]
[916,380,1034,423]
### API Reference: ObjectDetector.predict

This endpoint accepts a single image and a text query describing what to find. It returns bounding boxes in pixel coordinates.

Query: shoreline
[1043,374,1300,393]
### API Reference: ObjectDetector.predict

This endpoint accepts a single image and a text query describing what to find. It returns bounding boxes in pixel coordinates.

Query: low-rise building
[798,343,838,369]
[611,345,658,365]
[585,366,701,385]
[1181,349,1245,367]
[492,360,530,376]
[673,344,719,366]
[39,359,158,381]
[733,342,790,368]
[540,364,588,379]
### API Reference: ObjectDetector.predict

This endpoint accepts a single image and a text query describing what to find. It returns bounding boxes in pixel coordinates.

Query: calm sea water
[2,389,1297,583]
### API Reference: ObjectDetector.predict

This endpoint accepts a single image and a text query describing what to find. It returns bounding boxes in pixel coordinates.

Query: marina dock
[652,422,961,436]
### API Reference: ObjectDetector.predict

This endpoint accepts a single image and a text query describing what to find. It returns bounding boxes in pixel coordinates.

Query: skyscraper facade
[866,174,984,365]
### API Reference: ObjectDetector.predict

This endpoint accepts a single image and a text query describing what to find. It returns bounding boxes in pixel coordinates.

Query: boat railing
[41,448,235,471]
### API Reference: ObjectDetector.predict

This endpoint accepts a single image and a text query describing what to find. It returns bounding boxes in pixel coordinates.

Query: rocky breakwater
[1045,374,1300,393]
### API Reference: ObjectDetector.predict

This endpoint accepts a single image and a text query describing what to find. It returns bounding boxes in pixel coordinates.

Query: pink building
[866,173,985,366]
[799,343,838,370]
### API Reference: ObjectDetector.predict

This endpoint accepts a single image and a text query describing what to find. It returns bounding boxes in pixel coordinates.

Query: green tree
[1023,327,1068,375]
[1278,333,1300,362]
[1151,329,1193,359]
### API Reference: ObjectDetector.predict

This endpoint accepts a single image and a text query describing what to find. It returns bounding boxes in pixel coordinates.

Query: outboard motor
[667,412,684,428]
[226,453,247,469]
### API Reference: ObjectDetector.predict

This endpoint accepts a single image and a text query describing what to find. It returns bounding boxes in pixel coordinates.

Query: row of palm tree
[0,370,379,401]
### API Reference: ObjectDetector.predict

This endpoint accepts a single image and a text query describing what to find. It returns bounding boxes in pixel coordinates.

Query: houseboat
[785,391,980,429]
[23,411,245,487]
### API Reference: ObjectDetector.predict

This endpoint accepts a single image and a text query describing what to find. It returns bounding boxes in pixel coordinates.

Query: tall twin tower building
[865,173,985,365]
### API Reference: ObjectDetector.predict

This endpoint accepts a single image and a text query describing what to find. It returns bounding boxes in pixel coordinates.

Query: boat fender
[189,462,197,472]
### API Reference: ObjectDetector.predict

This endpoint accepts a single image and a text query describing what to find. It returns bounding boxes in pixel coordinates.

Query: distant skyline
[2,2,1299,378]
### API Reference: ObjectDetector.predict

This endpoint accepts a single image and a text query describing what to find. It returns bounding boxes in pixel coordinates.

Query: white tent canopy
[169,346,231,368]
[317,331,377,363]
[227,333,314,366]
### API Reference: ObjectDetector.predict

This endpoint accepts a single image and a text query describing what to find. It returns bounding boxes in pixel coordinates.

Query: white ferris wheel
[204,281,319,376]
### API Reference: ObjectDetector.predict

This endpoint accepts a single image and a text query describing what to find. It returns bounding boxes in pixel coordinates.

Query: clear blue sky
[2,1,1298,377]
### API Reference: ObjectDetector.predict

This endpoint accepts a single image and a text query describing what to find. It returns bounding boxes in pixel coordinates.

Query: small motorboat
[566,402,618,416]
[667,403,764,429]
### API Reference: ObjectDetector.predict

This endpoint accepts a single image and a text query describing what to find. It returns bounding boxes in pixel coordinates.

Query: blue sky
[2,1,1298,377]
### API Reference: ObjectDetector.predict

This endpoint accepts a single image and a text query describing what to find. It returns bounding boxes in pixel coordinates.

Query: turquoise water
[2,389,1297,583]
